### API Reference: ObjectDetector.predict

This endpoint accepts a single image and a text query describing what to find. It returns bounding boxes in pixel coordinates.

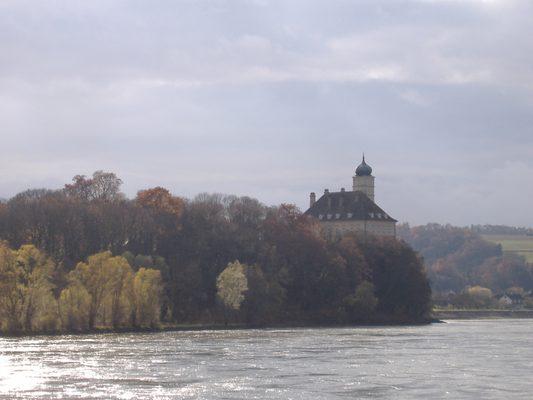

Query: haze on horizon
[1,0,532,227]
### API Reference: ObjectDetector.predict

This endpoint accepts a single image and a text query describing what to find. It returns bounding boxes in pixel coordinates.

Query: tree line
[0,243,162,334]
[0,171,431,334]
[398,223,533,307]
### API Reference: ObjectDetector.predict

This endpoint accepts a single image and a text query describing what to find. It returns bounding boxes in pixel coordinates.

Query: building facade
[304,156,397,239]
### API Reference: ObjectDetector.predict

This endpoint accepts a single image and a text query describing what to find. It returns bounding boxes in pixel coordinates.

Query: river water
[0,319,531,399]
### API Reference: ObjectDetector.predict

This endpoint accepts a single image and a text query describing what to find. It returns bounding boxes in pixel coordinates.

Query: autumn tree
[17,245,60,332]
[466,286,494,308]
[59,283,91,332]
[132,268,163,328]
[132,187,184,255]
[0,242,24,333]
[64,171,124,202]
[217,261,248,323]
[103,256,134,328]
[136,187,184,216]
[66,251,122,329]
[0,243,60,333]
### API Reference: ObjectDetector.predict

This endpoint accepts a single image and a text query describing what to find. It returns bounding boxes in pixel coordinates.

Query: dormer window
[327,214,332,220]
[347,213,353,218]
[318,214,323,220]
[335,213,340,219]
[369,212,374,218]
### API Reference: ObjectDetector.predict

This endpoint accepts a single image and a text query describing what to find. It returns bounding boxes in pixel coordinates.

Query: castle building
[304,156,397,239]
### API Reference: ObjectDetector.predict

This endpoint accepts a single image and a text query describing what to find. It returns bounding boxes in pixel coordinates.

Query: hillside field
[482,234,533,263]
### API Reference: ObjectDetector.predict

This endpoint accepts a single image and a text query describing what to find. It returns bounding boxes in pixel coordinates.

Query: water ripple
[1,319,532,399]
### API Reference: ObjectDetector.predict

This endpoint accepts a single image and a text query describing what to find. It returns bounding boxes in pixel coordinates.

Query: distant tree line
[398,223,533,308]
[470,224,533,236]
[0,172,431,334]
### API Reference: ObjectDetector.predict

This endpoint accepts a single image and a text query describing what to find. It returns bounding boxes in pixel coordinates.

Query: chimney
[340,187,345,192]
[324,189,329,195]
[309,192,316,208]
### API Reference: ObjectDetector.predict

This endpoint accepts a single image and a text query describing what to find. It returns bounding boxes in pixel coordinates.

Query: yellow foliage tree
[103,256,134,328]
[68,252,111,329]
[216,261,248,313]
[59,283,91,332]
[0,242,25,333]
[132,268,162,328]
[67,251,135,329]
[16,245,60,332]
[0,243,59,333]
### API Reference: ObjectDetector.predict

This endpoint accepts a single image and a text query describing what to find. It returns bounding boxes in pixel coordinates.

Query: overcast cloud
[1,0,532,226]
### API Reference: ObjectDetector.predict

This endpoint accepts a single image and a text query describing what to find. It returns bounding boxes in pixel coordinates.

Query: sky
[1,0,532,227]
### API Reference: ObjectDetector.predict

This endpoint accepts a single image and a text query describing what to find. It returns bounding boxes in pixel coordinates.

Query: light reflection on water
[0,319,532,399]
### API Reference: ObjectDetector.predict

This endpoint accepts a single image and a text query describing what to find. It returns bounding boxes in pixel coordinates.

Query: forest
[0,171,431,334]
[398,223,533,307]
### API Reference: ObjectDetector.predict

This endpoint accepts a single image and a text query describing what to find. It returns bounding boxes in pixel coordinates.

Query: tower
[352,155,375,201]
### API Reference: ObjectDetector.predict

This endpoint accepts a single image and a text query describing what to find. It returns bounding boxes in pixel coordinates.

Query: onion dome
[355,155,372,176]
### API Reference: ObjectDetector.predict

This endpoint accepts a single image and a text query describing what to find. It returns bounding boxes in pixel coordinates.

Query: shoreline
[5,313,533,338]
[0,318,435,338]
[433,309,533,320]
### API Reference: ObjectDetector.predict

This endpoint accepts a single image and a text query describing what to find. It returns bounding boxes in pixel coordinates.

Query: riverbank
[1,317,435,338]
[433,309,533,319]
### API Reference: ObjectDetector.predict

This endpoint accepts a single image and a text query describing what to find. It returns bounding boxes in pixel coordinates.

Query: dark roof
[355,156,372,176]
[305,190,396,222]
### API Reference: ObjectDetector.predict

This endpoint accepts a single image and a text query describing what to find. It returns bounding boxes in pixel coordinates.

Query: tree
[59,283,91,332]
[364,237,431,319]
[132,268,163,328]
[466,286,494,308]
[0,243,61,333]
[132,187,184,255]
[16,245,59,332]
[103,256,134,328]
[216,261,248,323]
[68,252,109,329]
[64,171,123,202]
[344,281,378,321]
[242,264,285,325]
[0,242,24,333]
[68,251,134,329]
[136,187,184,217]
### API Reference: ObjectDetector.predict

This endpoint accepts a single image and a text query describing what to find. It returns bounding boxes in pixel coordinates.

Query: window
[347,213,353,218]
[335,213,340,219]
[327,214,332,220]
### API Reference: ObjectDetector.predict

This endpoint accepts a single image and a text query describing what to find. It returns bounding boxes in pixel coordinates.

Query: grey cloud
[0,0,532,226]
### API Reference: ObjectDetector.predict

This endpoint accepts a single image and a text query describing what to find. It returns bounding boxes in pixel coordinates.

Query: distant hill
[398,223,533,295]
[482,234,533,263]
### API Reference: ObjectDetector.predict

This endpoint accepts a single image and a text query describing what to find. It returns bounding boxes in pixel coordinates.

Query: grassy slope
[482,234,533,263]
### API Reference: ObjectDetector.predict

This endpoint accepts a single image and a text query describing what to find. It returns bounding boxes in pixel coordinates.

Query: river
[0,319,532,399]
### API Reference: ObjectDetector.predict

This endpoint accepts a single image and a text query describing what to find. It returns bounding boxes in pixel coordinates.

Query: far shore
[433,309,533,319]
